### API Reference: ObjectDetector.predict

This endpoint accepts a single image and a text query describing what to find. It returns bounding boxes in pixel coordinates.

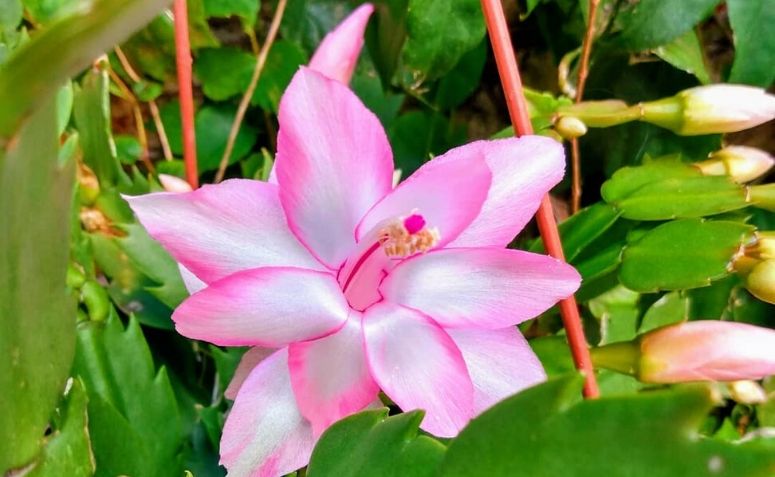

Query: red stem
[173,0,199,189]
[480,0,599,398]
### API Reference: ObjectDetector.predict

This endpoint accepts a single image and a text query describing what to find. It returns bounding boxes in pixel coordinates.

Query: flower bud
[639,321,775,383]
[642,85,775,136]
[158,173,193,193]
[695,146,774,183]
[744,259,775,304]
[555,116,588,139]
[593,321,775,383]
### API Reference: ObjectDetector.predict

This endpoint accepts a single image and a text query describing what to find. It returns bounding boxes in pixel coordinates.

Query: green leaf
[434,40,486,110]
[0,95,76,473]
[0,0,171,140]
[251,40,308,112]
[0,0,23,31]
[114,134,142,165]
[73,312,184,477]
[639,291,689,333]
[195,46,254,101]
[160,102,259,172]
[366,0,409,85]
[22,0,83,24]
[389,110,466,174]
[203,0,259,27]
[602,161,748,220]
[402,0,485,81]
[620,219,754,292]
[351,69,405,129]
[531,203,622,262]
[654,29,710,84]
[211,345,248,396]
[727,0,775,87]
[116,221,188,309]
[308,408,445,477]
[612,0,721,51]
[442,375,775,476]
[186,0,219,48]
[56,81,73,134]
[27,380,95,477]
[196,104,259,172]
[73,64,128,186]
[589,285,640,345]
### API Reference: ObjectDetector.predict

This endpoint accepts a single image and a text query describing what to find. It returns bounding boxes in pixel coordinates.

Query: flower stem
[480,0,600,398]
[173,0,199,189]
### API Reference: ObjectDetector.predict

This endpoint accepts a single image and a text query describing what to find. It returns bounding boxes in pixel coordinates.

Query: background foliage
[1,0,774,475]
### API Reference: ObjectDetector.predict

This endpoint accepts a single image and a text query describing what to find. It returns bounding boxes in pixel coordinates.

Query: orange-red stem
[480,0,599,398]
[173,0,199,189]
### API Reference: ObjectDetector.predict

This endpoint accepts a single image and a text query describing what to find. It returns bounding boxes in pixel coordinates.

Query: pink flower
[640,321,775,383]
[126,14,579,477]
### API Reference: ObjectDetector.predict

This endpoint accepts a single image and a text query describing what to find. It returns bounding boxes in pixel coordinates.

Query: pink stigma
[404,214,426,234]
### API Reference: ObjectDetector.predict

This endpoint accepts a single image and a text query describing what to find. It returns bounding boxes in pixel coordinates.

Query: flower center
[338,212,439,311]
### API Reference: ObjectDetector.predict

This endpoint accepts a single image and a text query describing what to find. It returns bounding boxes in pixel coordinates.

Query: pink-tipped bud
[639,321,775,383]
[643,85,775,136]
[309,3,374,84]
[158,174,193,193]
[696,146,774,183]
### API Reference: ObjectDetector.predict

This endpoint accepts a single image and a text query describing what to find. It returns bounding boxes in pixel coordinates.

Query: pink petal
[446,136,566,247]
[309,3,374,84]
[124,179,325,284]
[447,327,546,414]
[380,248,581,329]
[173,267,349,347]
[220,349,315,477]
[178,264,206,294]
[276,68,393,269]
[225,347,275,400]
[288,312,379,436]
[355,148,492,247]
[362,302,474,437]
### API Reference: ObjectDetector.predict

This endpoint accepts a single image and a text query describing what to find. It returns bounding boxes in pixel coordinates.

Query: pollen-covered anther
[379,213,440,258]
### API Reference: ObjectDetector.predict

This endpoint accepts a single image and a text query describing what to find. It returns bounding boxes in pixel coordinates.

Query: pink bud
[640,321,775,383]
[309,3,374,84]
[158,174,193,193]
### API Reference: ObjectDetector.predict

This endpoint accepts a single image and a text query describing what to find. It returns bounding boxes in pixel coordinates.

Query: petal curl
[355,149,492,248]
[445,136,566,247]
[309,3,374,84]
[276,68,393,268]
[220,349,314,477]
[362,302,474,437]
[380,248,580,329]
[173,267,348,347]
[125,179,324,284]
[288,313,379,436]
[225,347,275,400]
[447,327,546,413]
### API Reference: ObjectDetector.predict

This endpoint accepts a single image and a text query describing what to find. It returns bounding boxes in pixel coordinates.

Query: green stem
[590,340,641,376]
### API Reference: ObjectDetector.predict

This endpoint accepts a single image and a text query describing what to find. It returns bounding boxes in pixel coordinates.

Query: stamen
[340,212,440,299]
[380,213,439,258]
[403,214,426,234]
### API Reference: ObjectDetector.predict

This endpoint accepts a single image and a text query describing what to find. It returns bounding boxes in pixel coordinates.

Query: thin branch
[114,46,174,161]
[173,0,199,188]
[570,0,600,214]
[215,0,288,183]
[480,0,600,399]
